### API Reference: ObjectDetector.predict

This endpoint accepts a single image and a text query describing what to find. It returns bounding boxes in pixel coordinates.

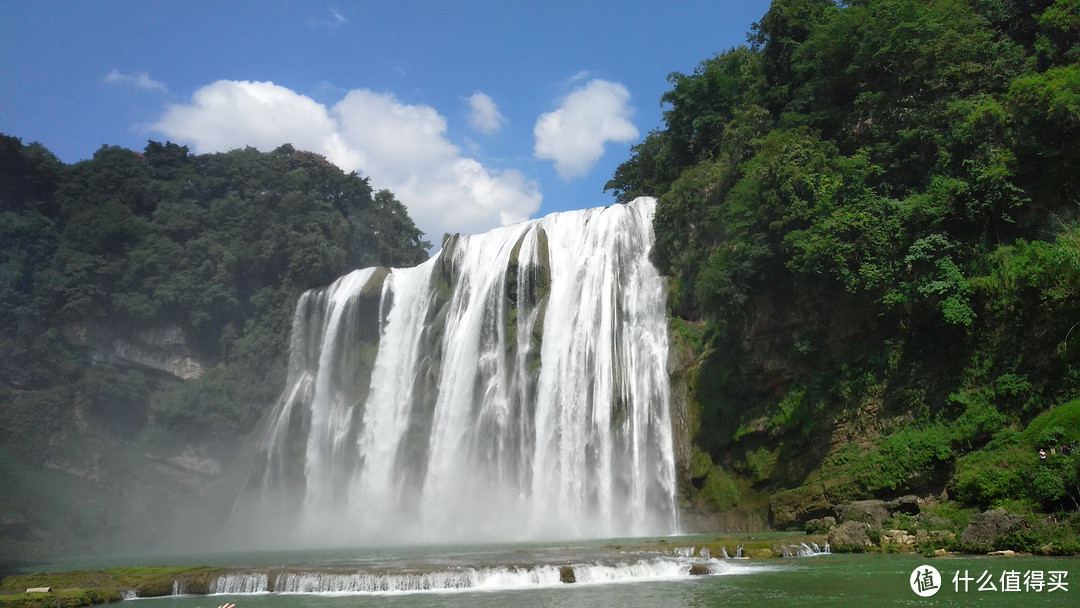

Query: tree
[0,135,432,436]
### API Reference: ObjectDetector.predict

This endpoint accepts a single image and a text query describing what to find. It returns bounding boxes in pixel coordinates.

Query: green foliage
[0,566,222,606]
[615,0,1080,521]
[921,499,976,533]
[79,364,155,433]
[784,154,902,296]
[1031,465,1068,505]
[604,131,677,204]
[945,387,1010,449]
[853,424,954,494]
[0,387,69,453]
[951,430,1028,505]
[701,465,742,511]
[0,588,123,608]
[743,446,779,482]
[949,401,1080,510]
[994,511,1080,554]
[619,0,1080,326]
[820,443,860,480]
[764,387,820,437]
[1006,64,1080,199]
[690,445,714,480]
[0,136,430,438]
[661,46,767,167]
[1023,399,1080,446]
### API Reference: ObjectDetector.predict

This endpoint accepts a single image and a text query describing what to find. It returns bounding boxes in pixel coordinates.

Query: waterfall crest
[241,197,678,545]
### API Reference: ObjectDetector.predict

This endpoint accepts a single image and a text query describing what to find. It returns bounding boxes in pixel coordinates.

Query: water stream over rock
[237,198,679,546]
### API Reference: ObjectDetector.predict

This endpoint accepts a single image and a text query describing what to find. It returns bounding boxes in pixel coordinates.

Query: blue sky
[1,0,772,240]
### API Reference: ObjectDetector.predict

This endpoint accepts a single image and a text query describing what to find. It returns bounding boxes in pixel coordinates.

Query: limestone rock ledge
[959,508,1028,552]
[64,322,207,379]
[828,520,873,548]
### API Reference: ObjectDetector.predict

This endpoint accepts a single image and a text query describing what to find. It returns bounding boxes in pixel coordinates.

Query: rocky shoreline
[795,496,1079,557]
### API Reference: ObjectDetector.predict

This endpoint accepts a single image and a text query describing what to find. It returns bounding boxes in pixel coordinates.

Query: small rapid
[200,556,781,596]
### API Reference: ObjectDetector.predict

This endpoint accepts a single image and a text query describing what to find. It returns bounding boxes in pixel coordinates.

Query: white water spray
[245,198,678,545]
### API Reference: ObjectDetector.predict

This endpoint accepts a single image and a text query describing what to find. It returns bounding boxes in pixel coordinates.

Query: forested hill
[1,137,428,435]
[608,0,1080,546]
[1,136,430,559]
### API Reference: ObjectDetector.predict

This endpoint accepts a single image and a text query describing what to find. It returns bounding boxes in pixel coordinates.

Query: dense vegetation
[0,137,429,441]
[607,0,1080,533]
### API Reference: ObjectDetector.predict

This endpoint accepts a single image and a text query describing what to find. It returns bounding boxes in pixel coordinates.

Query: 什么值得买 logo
[910,565,1069,595]
[910,564,942,597]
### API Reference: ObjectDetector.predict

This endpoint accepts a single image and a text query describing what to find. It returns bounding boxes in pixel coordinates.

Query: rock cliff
[64,322,209,380]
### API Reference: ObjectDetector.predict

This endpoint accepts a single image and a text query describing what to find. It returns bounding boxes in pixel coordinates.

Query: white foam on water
[202,555,786,597]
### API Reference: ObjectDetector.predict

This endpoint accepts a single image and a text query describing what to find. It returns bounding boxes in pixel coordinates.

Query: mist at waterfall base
[228,197,679,550]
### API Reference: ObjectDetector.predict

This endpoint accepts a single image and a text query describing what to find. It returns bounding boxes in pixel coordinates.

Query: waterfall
[242,197,678,545]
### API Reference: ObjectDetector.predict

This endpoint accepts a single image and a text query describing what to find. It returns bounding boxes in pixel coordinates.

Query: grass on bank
[0,588,122,608]
[0,566,223,607]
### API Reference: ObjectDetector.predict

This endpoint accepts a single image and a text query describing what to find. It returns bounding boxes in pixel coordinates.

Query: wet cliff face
[1,323,251,564]
[666,318,696,499]
[667,277,883,531]
[1,412,254,564]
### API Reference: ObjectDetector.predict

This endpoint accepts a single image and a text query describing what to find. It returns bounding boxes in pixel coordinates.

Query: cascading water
[240,197,678,546]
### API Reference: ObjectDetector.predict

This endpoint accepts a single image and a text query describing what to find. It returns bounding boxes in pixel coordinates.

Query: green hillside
[0,137,429,562]
[606,0,1080,550]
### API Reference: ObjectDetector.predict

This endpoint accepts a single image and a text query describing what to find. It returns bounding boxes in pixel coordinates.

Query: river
[23,538,1080,607]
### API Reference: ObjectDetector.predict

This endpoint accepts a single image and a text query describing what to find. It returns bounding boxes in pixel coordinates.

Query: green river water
[37,541,1077,607]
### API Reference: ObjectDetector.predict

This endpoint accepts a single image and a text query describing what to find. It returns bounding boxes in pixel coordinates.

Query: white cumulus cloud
[533,79,638,180]
[153,80,339,155]
[467,92,506,135]
[105,69,168,93]
[151,80,541,240]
